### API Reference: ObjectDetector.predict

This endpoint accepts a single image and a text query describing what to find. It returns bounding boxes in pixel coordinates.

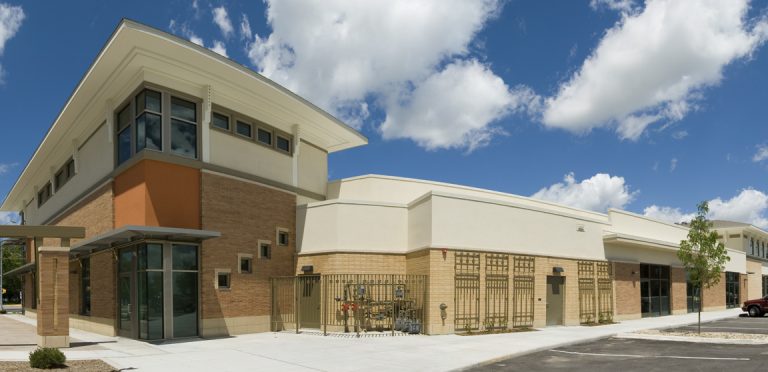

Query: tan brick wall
[703,272,726,310]
[37,184,114,318]
[533,257,581,327]
[37,250,69,337]
[43,183,114,247]
[740,273,749,304]
[613,262,640,319]
[68,259,81,315]
[200,172,296,320]
[89,250,115,319]
[23,273,35,309]
[296,253,406,275]
[671,267,687,314]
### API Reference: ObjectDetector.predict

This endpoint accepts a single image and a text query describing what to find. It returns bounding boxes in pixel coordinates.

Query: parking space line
[551,350,750,361]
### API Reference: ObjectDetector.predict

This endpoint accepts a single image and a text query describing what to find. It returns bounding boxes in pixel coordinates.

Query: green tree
[677,201,730,334]
[2,242,25,304]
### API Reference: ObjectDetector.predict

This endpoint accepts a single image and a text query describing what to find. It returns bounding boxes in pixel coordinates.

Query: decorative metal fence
[455,252,481,332]
[271,274,427,335]
[511,255,535,328]
[484,254,509,330]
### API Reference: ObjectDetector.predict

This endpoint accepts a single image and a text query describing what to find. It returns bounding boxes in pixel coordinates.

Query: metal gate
[455,252,481,332]
[271,277,297,332]
[299,275,322,329]
[485,254,509,330]
[272,274,427,335]
[511,255,535,328]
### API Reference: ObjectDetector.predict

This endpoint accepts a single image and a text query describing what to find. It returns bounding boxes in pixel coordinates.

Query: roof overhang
[603,232,680,251]
[70,225,221,255]
[2,262,34,277]
[0,225,85,239]
[1,19,367,212]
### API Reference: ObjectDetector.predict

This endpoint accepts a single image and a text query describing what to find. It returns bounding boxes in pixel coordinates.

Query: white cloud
[0,3,24,83]
[169,19,204,47]
[590,0,637,13]
[753,144,768,162]
[0,211,19,225]
[212,6,234,38]
[643,205,695,225]
[380,60,538,152]
[210,40,228,57]
[0,162,16,175]
[671,130,688,140]
[644,188,768,228]
[240,14,252,40]
[246,0,527,151]
[531,172,636,212]
[670,157,678,172]
[543,0,768,140]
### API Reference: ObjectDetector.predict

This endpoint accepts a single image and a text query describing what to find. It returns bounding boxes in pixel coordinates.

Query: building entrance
[640,264,670,317]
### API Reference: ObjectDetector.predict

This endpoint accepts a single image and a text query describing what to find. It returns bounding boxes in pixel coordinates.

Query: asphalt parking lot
[470,316,768,372]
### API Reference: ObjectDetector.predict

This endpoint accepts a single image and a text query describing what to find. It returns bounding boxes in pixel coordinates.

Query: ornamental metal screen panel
[596,262,614,322]
[578,261,597,324]
[511,255,535,328]
[485,254,509,330]
[271,276,297,332]
[455,251,481,332]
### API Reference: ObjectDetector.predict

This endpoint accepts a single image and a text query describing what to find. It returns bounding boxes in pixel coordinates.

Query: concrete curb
[614,332,768,345]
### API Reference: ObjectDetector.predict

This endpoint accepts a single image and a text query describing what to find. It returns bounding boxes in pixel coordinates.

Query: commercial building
[1,20,766,342]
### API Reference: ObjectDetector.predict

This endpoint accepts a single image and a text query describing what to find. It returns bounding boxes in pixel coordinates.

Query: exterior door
[546,276,564,326]
[298,275,321,329]
[640,264,670,317]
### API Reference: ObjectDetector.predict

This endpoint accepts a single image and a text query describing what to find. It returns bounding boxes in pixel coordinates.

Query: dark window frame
[37,182,53,208]
[217,272,231,289]
[259,242,272,260]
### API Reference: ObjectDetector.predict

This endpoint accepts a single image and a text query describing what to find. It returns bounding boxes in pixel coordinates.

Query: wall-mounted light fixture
[553,267,564,274]
[301,265,314,274]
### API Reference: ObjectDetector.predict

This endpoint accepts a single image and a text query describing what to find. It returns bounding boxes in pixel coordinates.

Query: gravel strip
[639,329,768,340]
[0,360,115,371]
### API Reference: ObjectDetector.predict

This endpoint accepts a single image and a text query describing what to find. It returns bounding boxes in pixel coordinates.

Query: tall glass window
[135,89,162,153]
[81,258,91,316]
[170,97,197,159]
[117,105,132,166]
[138,243,164,340]
[172,244,198,338]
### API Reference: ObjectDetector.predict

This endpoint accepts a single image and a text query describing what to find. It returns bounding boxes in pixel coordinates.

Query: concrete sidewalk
[0,309,743,371]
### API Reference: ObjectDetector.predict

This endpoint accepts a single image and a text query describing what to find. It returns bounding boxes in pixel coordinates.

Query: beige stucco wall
[747,259,763,300]
[209,130,293,186]
[24,124,113,225]
[298,201,409,254]
[327,175,609,222]
[297,143,328,197]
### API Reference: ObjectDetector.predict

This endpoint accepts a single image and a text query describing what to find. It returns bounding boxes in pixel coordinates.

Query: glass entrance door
[725,272,740,308]
[640,264,670,317]
[118,249,136,338]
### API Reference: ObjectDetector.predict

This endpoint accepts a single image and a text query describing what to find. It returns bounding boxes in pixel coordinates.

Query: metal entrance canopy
[70,225,221,255]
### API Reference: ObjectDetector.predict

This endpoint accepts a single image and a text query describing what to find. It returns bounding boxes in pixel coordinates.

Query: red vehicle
[742,296,768,317]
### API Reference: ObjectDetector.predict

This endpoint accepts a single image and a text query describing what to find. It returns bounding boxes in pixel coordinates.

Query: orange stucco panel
[114,159,200,229]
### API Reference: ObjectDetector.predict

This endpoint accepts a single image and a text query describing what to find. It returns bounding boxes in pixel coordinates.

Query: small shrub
[0,309,7,314]
[29,347,66,369]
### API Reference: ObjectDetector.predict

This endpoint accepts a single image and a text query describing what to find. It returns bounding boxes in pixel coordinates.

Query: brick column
[37,247,70,348]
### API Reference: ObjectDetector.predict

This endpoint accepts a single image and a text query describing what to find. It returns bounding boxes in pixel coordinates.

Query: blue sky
[1,0,768,226]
